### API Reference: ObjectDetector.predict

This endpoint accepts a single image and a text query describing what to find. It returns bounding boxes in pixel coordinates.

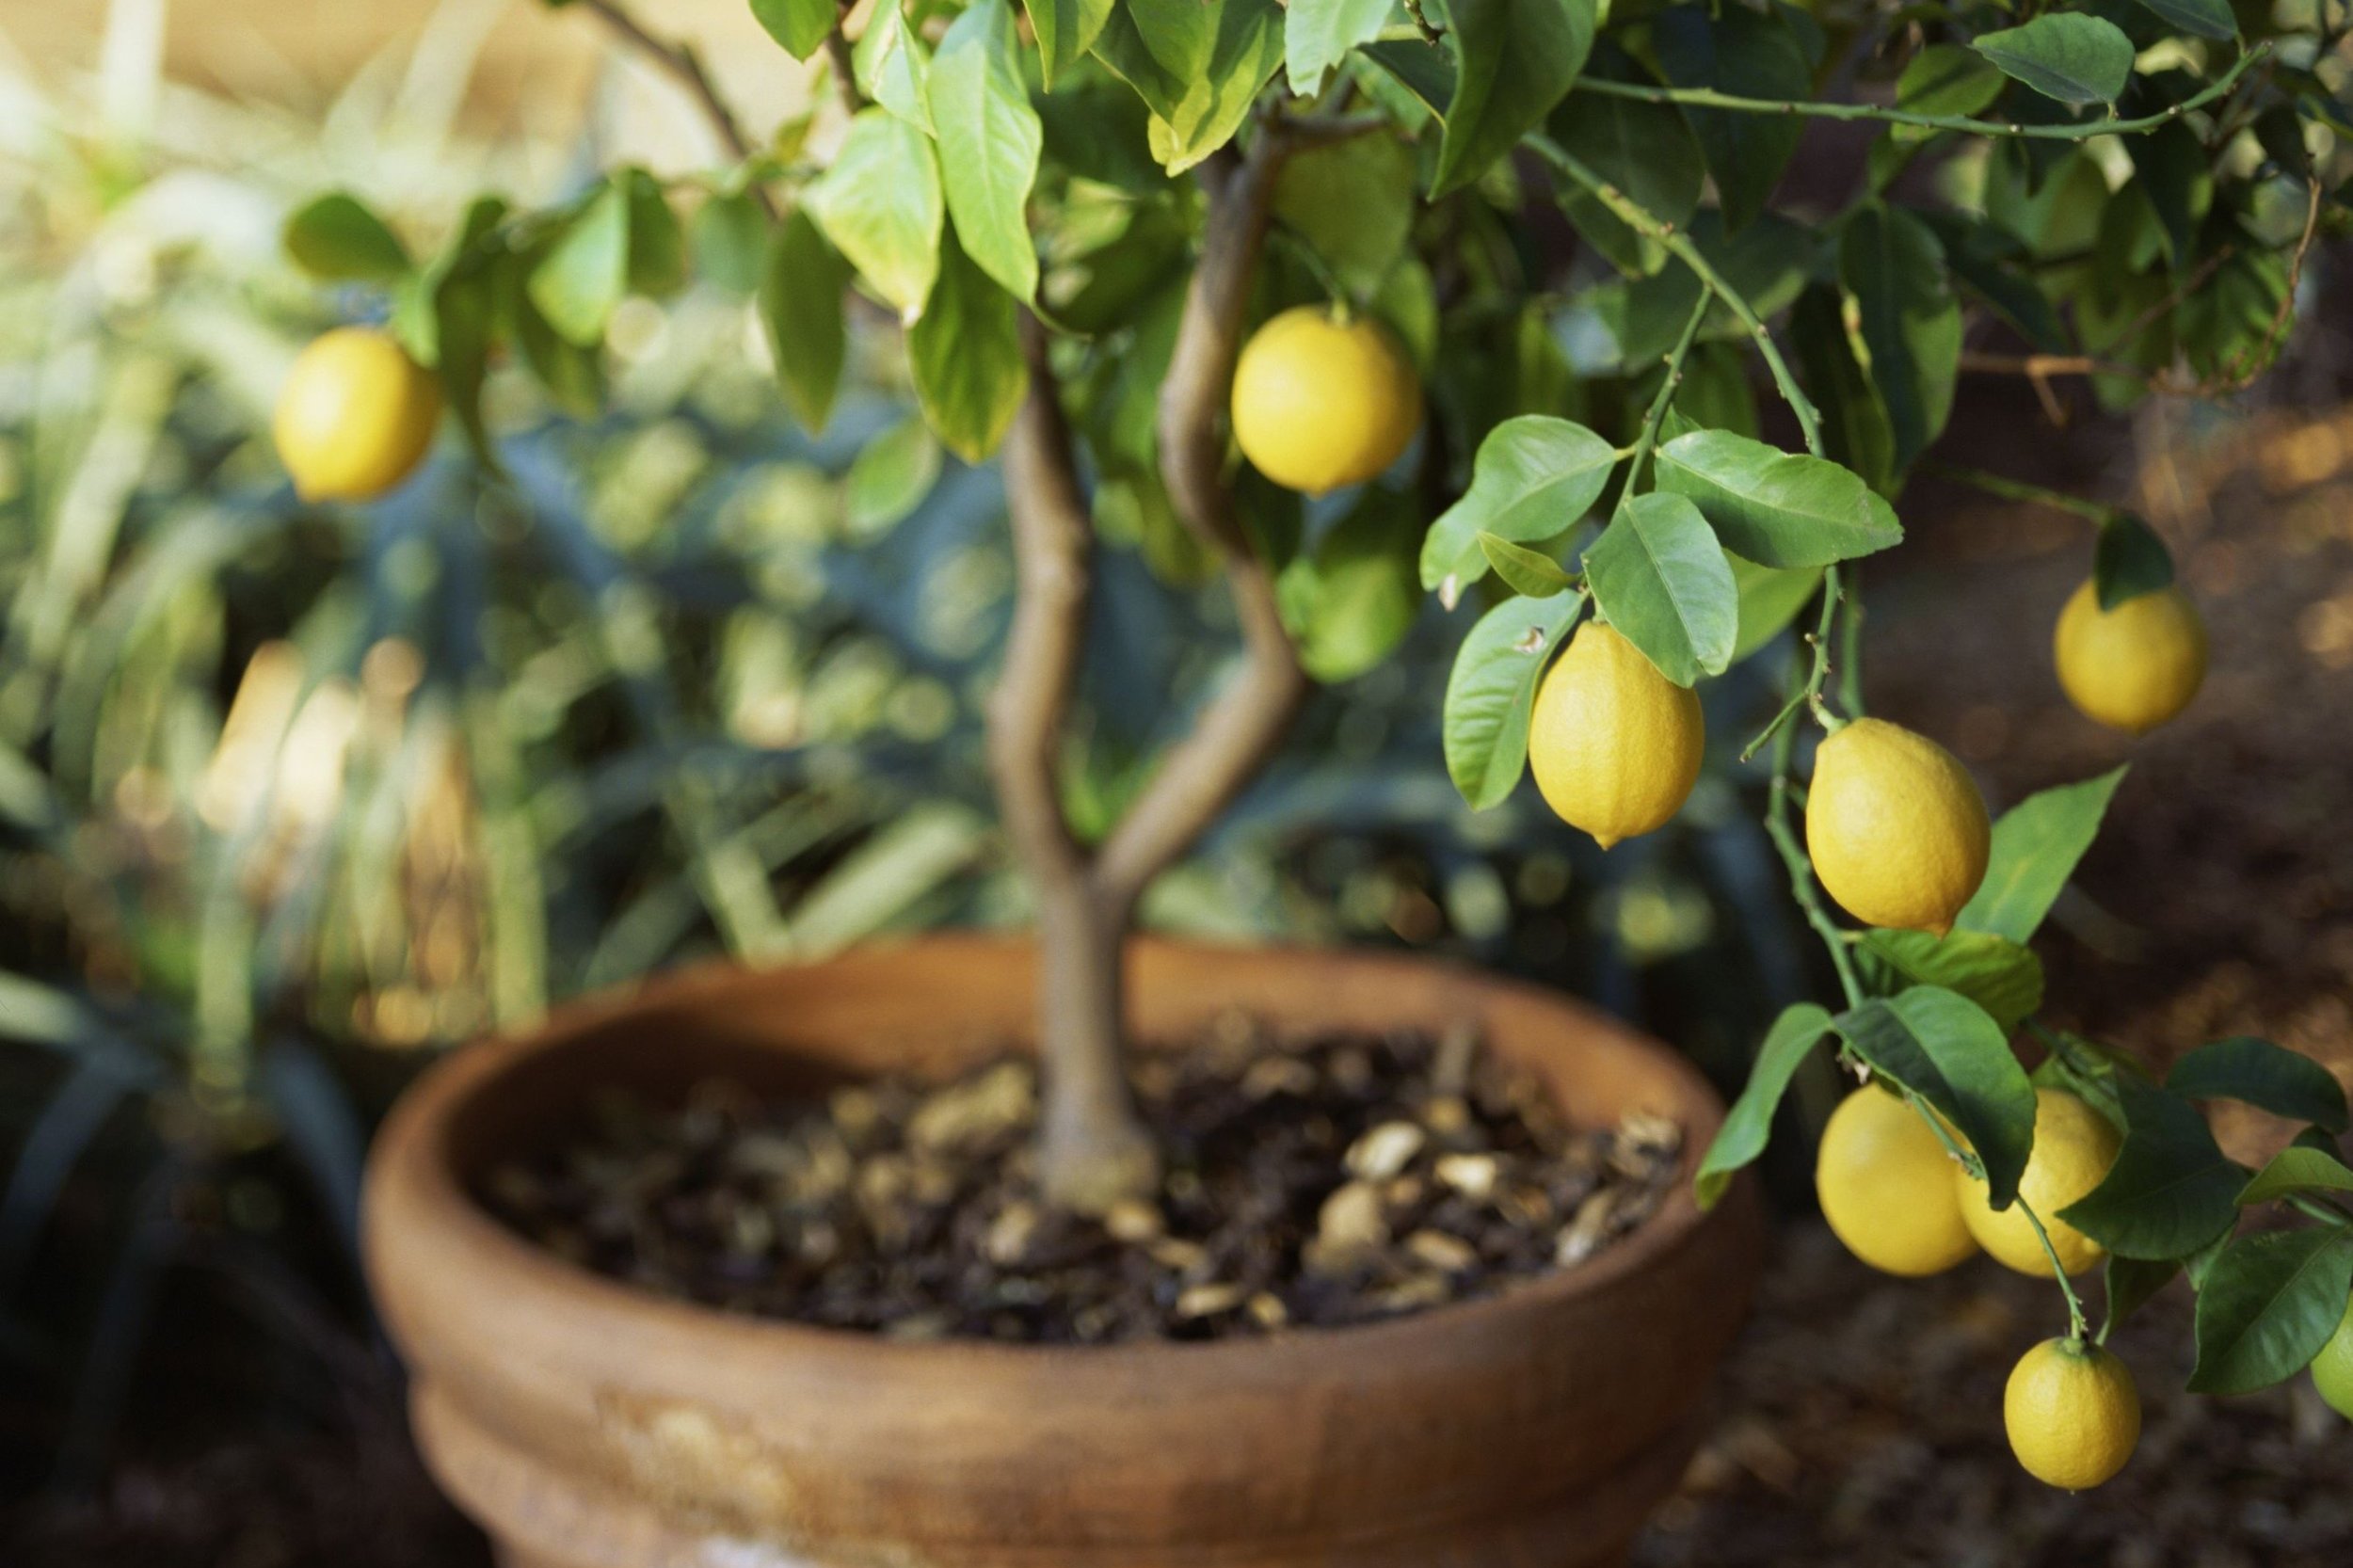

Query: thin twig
[575,0,776,217]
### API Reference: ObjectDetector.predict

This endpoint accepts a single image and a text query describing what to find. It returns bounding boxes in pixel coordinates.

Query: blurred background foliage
[0,0,1829,1494]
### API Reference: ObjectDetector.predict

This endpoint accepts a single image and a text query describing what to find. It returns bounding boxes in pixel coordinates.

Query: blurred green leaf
[760,208,851,434]
[907,223,1028,462]
[283,192,410,282]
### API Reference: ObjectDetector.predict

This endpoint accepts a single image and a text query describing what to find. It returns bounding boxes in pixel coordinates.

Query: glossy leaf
[1580,492,1737,686]
[1697,1002,1836,1208]
[1857,928,2044,1033]
[1729,556,1822,661]
[760,208,850,435]
[1840,202,1961,472]
[2237,1144,2353,1208]
[2169,1037,2350,1134]
[1434,0,1597,198]
[2133,0,2236,41]
[2189,1227,2353,1394]
[1549,88,1704,272]
[2103,1255,2181,1338]
[1479,534,1577,599]
[1652,5,1809,231]
[2094,513,2175,608]
[856,0,936,132]
[2060,1077,2243,1260]
[928,0,1042,301]
[1442,591,1586,809]
[1092,0,1286,175]
[1955,766,2128,945]
[1421,416,1618,598]
[1024,0,1116,88]
[1896,44,2006,133]
[1285,0,1395,96]
[750,0,836,60]
[803,110,944,320]
[283,192,410,281]
[907,223,1028,462]
[1974,15,2137,106]
[1836,987,2037,1208]
[1653,429,1902,568]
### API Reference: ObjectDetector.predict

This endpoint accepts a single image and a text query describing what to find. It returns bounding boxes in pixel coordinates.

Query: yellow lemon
[2310,1292,2353,1419]
[2005,1337,2140,1490]
[2053,579,2207,735]
[1527,620,1703,849]
[1815,1085,1977,1276]
[1804,717,1989,936]
[273,327,442,503]
[1230,306,1420,494]
[1956,1087,2120,1277]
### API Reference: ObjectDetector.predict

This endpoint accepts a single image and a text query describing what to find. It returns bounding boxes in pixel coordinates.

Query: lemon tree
[274,0,2350,1476]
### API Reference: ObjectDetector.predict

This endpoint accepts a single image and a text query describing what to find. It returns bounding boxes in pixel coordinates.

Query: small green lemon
[1527,621,1704,850]
[274,327,441,503]
[2054,579,2207,735]
[1230,307,1420,495]
[2006,1337,2140,1490]
[1804,717,1990,936]
[2310,1291,2353,1419]
[1956,1087,2120,1278]
[1816,1086,1978,1276]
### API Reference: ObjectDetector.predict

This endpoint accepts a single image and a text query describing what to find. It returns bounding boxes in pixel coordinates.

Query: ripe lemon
[2053,579,2207,735]
[1956,1087,2119,1277]
[274,327,442,503]
[2005,1337,2140,1490]
[1229,306,1420,494]
[1527,620,1703,849]
[2311,1292,2353,1419]
[1815,1085,1977,1276]
[1804,717,1989,936]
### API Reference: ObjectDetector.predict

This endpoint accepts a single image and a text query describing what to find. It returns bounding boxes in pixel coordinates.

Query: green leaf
[623,170,686,296]
[1442,591,1586,809]
[1273,135,1417,296]
[1729,555,1822,662]
[2059,1077,2243,1260]
[760,208,851,435]
[2132,0,2236,41]
[1840,202,1961,472]
[1581,493,1737,686]
[1789,282,1896,494]
[1421,416,1618,599]
[528,180,631,346]
[1973,15,2137,106]
[1549,88,1705,272]
[1285,0,1395,96]
[1091,0,1286,175]
[1894,44,2006,137]
[1652,5,1809,231]
[1696,1002,1836,1208]
[2094,513,2175,609]
[1836,987,2037,1208]
[2238,1144,2353,1208]
[803,109,943,320]
[2189,1227,2353,1394]
[1857,928,2045,1033]
[749,0,837,59]
[283,192,410,281]
[855,0,936,132]
[1024,0,1116,88]
[511,280,606,417]
[1278,489,1427,683]
[1359,38,1455,114]
[907,222,1028,462]
[1954,766,2128,945]
[2103,1255,2181,1338]
[927,0,1042,302]
[2169,1038,2350,1135]
[1653,429,1902,568]
[1434,0,1597,198]
[844,416,943,536]
[1479,533,1577,599]
[690,188,769,296]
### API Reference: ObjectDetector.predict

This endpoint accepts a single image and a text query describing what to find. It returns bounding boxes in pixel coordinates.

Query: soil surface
[482,1023,1683,1342]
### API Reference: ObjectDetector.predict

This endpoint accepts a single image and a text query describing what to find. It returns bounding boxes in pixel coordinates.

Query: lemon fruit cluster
[1229,307,1421,495]
[2054,580,2207,735]
[2005,1337,2141,1490]
[1526,622,1705,850]
[1957,1086,2120,1277]
[1815,1086,1977,1276]
[274,328,442,503]
[1804,717,1990,935]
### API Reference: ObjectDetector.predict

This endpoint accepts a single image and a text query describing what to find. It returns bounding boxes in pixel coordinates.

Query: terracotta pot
[365,936,1761,1568]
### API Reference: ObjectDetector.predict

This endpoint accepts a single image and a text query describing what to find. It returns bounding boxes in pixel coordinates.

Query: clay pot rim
[369,933,1729,1373]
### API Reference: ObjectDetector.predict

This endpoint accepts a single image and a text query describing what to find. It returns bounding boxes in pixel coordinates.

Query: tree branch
[575,0,775,216]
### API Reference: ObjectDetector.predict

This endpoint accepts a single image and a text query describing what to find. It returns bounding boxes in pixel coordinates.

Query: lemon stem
[1923,462,2119,527]
[1614,292,1713,508]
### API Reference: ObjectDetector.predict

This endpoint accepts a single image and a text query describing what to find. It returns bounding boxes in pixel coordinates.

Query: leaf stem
[1925,462,2118,524]
[1571,45,2267,140]
[1617,291,1713,506]
[1743,566,1848,761]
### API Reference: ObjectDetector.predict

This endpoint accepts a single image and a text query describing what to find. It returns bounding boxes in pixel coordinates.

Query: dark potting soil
[484,1017,1685,1343]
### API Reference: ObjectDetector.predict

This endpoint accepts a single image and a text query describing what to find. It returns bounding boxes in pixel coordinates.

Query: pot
[364,936,1761,1568]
